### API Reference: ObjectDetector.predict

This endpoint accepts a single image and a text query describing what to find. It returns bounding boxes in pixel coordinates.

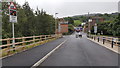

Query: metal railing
[87,34,120,48]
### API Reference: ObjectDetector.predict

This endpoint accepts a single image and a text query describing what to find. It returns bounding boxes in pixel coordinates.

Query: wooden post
[45,35,47,43]
[39,35,41,41]
[45,35,47,40]
[22,37,25,49]
[33,36,35,43]
[50,35,52,39]
[7,38,11,55]
[115,38,118,46]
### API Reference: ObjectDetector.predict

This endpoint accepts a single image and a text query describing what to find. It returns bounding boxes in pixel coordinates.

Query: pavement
[88,38,119,54]
[2,33,119,68]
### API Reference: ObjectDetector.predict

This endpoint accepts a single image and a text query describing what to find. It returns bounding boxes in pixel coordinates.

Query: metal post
[111,38,114,48]
[98,37,99,42]
[94,36,95,40]
[58,23,61,34]
[55,13,58,35]
[103,37,105,44]
[12,22,15,51]
[55,14,57,34]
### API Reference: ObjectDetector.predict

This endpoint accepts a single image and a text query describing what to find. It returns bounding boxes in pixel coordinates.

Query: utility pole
[88,12,91,34]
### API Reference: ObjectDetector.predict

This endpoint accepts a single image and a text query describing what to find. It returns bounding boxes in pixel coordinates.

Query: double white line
[31,40,67,68]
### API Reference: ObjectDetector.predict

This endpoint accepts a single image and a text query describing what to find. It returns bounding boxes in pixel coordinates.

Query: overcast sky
[16,0,120,18]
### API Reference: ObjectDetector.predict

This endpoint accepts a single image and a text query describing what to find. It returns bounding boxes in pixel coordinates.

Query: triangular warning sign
[8,2,16,10]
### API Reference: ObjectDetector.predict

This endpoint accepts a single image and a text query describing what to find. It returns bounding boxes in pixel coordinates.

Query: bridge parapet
[0,34,62,58]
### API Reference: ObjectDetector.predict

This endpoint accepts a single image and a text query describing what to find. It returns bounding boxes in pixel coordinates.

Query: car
[76,32,82,38]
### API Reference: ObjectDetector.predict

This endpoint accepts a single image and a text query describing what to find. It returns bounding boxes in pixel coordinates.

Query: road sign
[9,2,17,23]
[10,10,16,16]
[10,15,17,22]
[94,26,97,33]
[8,2,17,49]
[9,2,16,10]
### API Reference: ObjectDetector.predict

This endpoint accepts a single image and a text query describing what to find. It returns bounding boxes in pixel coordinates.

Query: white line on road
[31,40,67,68]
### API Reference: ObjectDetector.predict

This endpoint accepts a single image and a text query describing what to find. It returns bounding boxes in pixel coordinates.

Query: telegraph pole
[88,12,91,34]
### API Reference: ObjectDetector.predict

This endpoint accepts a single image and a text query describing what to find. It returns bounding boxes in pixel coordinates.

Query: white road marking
[31,40,67,68]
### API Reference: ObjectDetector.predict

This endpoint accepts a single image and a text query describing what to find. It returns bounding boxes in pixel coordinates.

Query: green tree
[64,17,74,25]
[74,20,82,27]
[2,2,55,39]
[112,13,120,36]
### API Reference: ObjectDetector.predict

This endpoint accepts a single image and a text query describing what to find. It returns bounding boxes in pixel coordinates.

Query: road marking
[31,40,67,68]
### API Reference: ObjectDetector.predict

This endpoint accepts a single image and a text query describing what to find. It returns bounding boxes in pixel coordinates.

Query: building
[84,17,104,33]
[57,18,68,34]
[83,23,88,32]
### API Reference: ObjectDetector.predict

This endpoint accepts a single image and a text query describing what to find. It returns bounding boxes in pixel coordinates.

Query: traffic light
[10,9,16,16]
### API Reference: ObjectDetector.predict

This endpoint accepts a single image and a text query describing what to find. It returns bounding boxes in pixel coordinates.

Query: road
[2,33,119,68]
[2,36,69,68]
[40,33,118,66]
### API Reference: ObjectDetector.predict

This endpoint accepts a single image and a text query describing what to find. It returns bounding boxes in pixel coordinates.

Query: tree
[68,24,74,34]
[74,20,82,27]
[112,13,120,36]
[64,17,74,25]
[2,2,55,39]
[2,2,12,38]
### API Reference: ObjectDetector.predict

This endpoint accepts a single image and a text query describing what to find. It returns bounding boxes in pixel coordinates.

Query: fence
[0,34,62,57]
[87,34,120,48]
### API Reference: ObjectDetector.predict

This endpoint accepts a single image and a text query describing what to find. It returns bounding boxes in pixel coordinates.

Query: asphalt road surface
[2,33,119,68]
[2,36,69,68]
[40,33,119,66]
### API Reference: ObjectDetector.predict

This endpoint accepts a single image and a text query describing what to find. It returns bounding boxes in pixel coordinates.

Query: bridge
[1,33,120,68]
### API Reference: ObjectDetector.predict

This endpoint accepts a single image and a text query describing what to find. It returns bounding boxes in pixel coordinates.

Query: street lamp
[88,19,92,34]
[55,13,58,34]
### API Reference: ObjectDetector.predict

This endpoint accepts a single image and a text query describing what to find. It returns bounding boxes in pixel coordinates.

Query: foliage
[70,13,119,36]
[64,17,74,25]
[90,13,120,37]
[2,2,55,39]
[91,21,113,35]
[74,20,82,27]
[112,13,120,36]
[68,24,74,33]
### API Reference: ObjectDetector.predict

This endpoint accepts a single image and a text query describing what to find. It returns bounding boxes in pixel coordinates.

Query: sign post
[9,2,17,49]
[94,23,97,35]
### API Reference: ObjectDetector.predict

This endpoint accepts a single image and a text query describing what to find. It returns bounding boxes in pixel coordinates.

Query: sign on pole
[8,2,17,49]
[9,2,17,23]
[94,24,97,34]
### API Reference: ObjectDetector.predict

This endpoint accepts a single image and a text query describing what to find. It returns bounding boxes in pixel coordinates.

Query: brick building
[56,18,68,34]
[84,17,104,33]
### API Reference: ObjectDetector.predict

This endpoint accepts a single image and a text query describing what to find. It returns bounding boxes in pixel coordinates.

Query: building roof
[57,18,68,24]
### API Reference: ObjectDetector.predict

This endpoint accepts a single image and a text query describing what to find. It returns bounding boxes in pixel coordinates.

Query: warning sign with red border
[9,2,17,23]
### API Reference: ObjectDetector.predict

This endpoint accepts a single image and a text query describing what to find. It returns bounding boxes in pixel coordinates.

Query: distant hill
[73,12,119,17]
[70,12,119,23]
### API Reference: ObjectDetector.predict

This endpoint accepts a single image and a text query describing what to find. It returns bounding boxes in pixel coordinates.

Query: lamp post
[88,19,92,33]
[55,13,58,35]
